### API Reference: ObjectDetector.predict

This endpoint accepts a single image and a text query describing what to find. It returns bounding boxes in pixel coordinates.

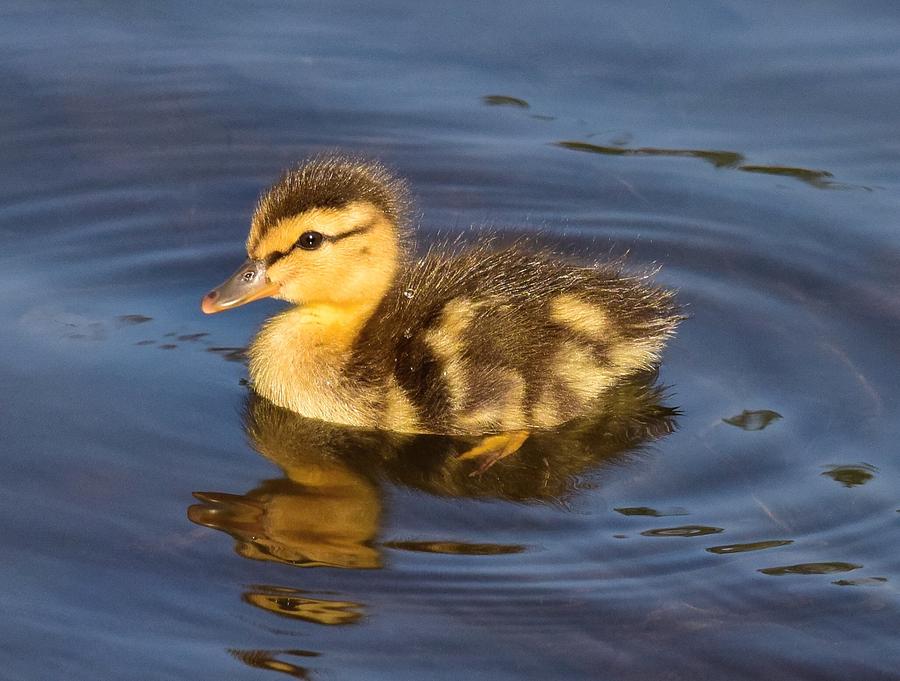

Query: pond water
[2,1,899,679]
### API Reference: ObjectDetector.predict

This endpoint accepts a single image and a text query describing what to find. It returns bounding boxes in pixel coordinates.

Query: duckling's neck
[284,300,380,347]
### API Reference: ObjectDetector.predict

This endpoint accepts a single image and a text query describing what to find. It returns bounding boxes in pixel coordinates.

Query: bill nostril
[201,290,222,314]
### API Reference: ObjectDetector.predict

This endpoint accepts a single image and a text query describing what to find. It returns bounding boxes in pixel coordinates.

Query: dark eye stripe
[263,222,373,266]
[328,223,373,243]
[263,250,288,267]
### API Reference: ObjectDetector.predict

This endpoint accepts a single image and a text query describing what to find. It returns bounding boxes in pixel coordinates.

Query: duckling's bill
[201,259,279,314]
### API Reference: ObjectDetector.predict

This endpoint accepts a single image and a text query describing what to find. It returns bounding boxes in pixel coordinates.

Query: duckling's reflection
[189,376,677,570]
[229,648,318,680]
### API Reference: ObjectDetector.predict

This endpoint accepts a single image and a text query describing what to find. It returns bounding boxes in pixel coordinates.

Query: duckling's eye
[296,231,324,250]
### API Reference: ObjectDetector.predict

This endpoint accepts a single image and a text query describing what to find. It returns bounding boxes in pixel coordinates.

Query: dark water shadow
[614,506,689,517]
[722,409,782,431]
[706,540,793,555]
[478,95,850,189]
[640,525,724,538]
[556,141,744,169]
[554,140,848,189]
[482,94,530,109]
[759,561,862,576]
[188,376,678,571]
[382,540,526,555]
[117,314,153,325]
[832,577,887,587]
[206,346,248,362]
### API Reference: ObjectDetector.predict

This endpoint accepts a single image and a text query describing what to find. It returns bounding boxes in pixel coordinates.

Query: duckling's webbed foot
[457,430,529,476]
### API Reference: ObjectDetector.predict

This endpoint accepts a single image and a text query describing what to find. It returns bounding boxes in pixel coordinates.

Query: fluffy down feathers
[248,155,411,253]
[224,156,680,435]
[343,239,680,434]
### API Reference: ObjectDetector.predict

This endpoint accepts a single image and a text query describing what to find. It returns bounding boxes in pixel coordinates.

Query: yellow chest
[248,306,379,427]
[247,305,423,433]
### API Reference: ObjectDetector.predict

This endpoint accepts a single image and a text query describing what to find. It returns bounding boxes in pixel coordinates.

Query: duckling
[201,155,680,466]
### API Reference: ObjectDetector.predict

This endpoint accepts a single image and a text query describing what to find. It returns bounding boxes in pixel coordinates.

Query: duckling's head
[202,155,410,314]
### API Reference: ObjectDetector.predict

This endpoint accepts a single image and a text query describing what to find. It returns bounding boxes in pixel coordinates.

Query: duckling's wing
[351,242,679,434]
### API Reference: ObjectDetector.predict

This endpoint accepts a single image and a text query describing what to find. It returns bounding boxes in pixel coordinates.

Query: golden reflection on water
[189,377,677,571]
[187,378,677,676]
[821,463,877,488]
[243,586,364,625]
[229,648,318,680]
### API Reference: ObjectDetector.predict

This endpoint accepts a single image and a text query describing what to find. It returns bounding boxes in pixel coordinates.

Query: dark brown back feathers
[347,240,681,432]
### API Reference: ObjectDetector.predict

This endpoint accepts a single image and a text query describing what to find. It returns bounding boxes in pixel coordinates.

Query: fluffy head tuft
[248,154,410,252]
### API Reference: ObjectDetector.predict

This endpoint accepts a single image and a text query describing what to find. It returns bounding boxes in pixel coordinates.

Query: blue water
[2,2,899,679]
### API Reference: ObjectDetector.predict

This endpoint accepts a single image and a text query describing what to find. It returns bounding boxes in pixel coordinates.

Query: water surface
[2,2,899,679]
